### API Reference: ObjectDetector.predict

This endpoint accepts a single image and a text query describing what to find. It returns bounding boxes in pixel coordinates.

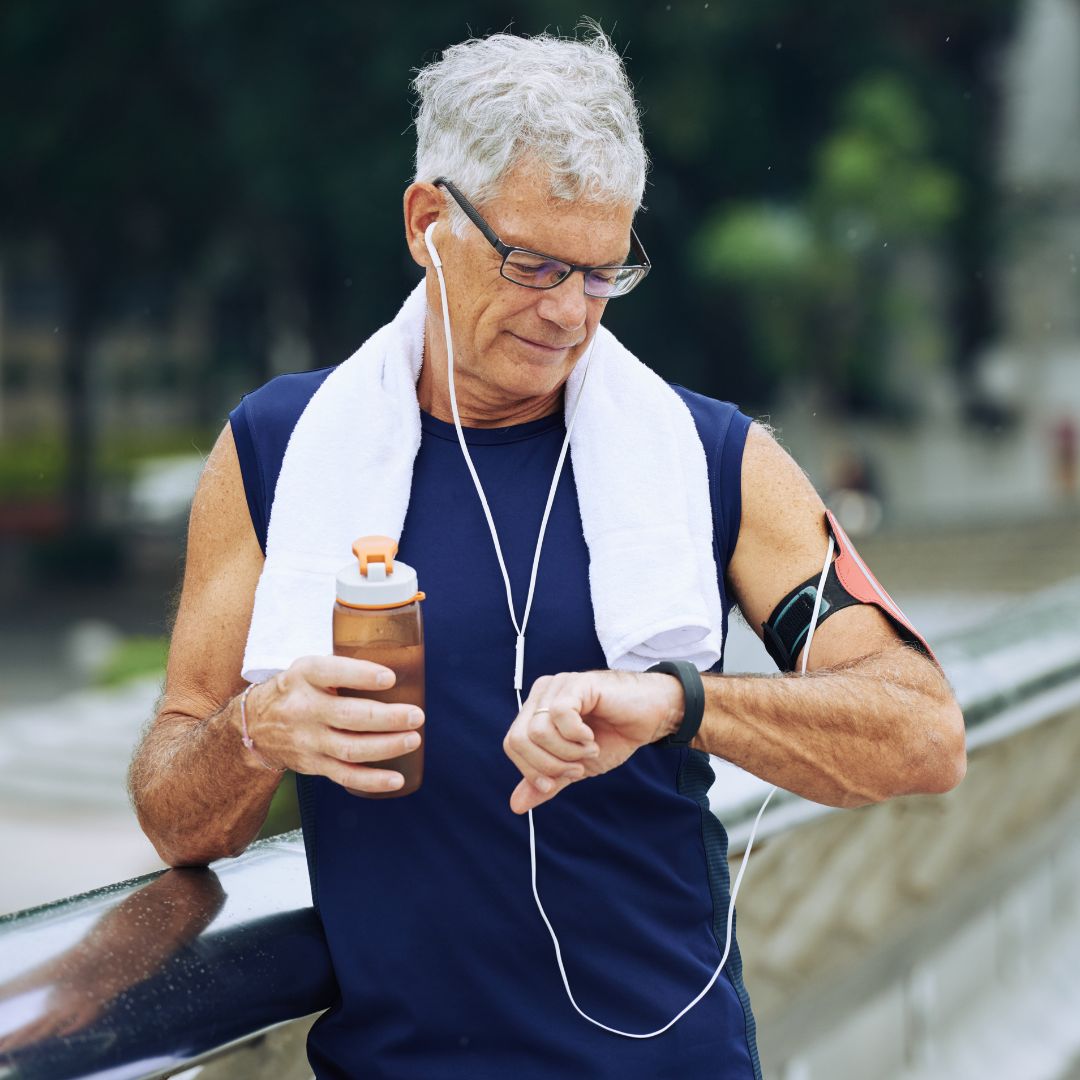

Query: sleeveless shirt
[229,366,760,1080]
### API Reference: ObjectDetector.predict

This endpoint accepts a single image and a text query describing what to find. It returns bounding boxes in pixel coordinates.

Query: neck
[416,314,565,429]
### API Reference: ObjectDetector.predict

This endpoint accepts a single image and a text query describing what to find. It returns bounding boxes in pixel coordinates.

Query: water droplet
[945,35,951,43]
[883,242,889,248]
[776,41,783,50]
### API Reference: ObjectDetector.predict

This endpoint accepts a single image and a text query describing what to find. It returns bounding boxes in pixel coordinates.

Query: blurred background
[0,1,1078,1076]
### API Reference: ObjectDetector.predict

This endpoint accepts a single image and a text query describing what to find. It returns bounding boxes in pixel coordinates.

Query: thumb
[510,777,555,815]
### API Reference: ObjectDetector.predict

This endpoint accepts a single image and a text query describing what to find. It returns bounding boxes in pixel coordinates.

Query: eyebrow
[496,228,631,268]
[437,177,644,271]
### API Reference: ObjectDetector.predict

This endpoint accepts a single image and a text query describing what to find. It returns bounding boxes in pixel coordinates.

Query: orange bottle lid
[336,535,423,609]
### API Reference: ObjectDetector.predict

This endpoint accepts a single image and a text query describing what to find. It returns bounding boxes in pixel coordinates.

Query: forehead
[480,163,636,265]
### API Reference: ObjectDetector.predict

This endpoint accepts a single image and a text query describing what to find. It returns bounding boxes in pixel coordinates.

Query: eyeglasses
[434,177,651,299]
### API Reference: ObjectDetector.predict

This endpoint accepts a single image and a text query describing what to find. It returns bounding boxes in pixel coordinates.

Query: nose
[535,271,589,333]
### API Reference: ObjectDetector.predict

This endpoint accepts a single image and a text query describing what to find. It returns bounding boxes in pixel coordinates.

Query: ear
[404,182,446,269]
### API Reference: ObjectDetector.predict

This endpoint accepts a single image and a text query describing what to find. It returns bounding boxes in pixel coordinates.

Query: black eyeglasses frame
[433,176,651,299]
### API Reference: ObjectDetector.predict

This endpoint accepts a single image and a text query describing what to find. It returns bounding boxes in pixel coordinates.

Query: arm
[502,424,965,814]
[691,423,966,807]
[128,424,425,867]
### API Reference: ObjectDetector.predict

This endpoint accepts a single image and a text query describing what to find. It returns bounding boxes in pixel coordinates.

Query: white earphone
[423,221,442,268]
[419,210,830,1039]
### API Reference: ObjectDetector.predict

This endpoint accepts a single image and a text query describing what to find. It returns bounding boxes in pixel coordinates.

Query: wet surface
[0,834,334,1079]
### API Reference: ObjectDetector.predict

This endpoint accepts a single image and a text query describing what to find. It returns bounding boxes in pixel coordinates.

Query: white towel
[242,280,724,684]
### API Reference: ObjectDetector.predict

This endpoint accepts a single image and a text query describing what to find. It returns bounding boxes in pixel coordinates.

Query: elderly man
[130,25,965,1080]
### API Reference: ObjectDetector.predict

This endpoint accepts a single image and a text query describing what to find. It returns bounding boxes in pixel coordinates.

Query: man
[129,24,965,1080]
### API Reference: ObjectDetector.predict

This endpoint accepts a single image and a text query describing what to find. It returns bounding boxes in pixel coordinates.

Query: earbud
[423,222,442,269]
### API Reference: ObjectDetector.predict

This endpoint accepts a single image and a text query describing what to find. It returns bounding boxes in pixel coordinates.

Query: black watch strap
[646,660,705,746]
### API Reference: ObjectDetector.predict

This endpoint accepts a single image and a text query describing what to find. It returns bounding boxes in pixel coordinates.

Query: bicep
[158,423,264,723]
[726,423,903,671]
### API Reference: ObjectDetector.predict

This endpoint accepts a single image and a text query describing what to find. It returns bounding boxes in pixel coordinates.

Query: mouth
[509,332,579,355]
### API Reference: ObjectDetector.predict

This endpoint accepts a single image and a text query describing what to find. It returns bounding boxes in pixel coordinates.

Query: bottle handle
[352,535,398,577]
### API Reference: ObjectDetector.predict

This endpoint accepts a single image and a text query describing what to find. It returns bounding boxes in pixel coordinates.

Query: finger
[505,736,588,788]
[294,654,398,692]
[323,729,422,764]
[549,706,595,745]
[510,776,570,815]
[328,761,407,794]
[326,697,424,734]
[527,707,598,761]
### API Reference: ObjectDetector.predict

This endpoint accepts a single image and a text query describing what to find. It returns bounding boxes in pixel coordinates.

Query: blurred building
[781,0,1080,527]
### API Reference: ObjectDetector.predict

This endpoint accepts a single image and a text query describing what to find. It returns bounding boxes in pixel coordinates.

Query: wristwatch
[646,660,705,746]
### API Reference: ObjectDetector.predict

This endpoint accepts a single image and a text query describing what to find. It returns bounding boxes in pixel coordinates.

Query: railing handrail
[725,576,1080,849]
[2,579,1078,1078]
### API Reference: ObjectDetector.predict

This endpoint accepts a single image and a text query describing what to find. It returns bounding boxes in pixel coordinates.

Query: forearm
[129,690,283,867]
[690,647,966,808]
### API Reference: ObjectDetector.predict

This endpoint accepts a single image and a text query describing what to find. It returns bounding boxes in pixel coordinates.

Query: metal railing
[1,580,1078,1079]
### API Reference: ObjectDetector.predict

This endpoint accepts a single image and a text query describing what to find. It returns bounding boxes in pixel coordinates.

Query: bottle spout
[352,535,398,578]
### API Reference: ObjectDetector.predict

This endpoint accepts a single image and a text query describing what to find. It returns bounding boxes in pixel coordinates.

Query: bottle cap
[336,536,423,609]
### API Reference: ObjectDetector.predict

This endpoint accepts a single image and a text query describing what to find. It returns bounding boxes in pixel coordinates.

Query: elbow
[156,839,248,869]
[907,696,968,797]
[135,805,246,868]
[848,697,966,806]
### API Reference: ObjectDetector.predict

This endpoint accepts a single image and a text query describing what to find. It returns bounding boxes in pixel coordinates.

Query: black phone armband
[762,510,938,673]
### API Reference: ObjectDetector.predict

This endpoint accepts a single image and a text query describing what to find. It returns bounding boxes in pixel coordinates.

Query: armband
[762,510,938,673]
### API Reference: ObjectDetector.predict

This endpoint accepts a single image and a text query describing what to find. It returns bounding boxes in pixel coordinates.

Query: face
[411,162,636,421]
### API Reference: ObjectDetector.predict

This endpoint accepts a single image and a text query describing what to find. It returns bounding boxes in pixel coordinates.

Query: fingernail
[563,766,584,779]
[408,709,424,727]
[387,773,404,788]
[404,733,421,750]
[378,671,394,687]
[586,744,600,755]
[536,776,553,793]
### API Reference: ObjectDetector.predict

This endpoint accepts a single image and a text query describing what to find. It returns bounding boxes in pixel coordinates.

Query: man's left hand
[503,670,684,814]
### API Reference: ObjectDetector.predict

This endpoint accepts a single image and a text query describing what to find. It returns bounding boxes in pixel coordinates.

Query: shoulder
[232,365,337,439]
[666,382,750,443]
[228,365,337,555]
[665,381,754,482]
[666,382,754,566]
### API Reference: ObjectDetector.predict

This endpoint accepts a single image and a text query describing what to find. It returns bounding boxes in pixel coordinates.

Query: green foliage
[94,635,169,688]
[694,72,966,404]
[0,438,65,501]
[0,430,212,500]
[695,205,815,286]
[257,776,302,840]
[0,0,1022,420]
[813,74,961,240]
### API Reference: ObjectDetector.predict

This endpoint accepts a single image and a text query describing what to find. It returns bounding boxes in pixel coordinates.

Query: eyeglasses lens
[502,250,641,298]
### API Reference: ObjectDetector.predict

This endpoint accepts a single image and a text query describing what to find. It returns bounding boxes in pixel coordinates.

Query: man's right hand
[129,423,426,866]
[243,656,425,794]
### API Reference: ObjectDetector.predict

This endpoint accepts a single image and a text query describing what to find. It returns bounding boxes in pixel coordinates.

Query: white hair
[412,21,648,236]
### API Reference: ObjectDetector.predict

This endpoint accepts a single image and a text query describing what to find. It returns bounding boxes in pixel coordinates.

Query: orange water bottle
[333,536,426,798]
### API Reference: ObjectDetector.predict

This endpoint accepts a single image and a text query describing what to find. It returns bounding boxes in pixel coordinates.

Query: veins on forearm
[695,647,952,808]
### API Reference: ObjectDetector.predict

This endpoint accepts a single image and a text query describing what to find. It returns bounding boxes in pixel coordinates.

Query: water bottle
[333,535,426,798]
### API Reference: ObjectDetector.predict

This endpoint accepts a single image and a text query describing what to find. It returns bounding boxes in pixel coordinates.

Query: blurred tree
[694,72,962,409]
[0,1,228,533]
[0,0,1022,550]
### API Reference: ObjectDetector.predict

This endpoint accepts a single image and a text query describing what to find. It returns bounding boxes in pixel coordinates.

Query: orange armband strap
[762,510,939,673]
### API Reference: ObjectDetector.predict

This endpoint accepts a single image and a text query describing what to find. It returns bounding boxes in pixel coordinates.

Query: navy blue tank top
[230,367,760,1080]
